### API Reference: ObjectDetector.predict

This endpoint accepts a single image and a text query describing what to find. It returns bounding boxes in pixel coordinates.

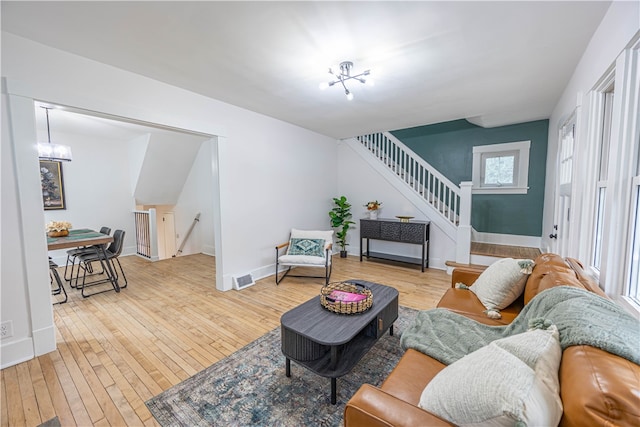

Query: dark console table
[360,218,430,271]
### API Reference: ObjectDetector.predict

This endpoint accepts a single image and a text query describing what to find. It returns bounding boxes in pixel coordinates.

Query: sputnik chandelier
[319,61,373,100]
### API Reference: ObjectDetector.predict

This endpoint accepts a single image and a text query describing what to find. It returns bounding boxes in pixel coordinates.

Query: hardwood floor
[1,254,451,427]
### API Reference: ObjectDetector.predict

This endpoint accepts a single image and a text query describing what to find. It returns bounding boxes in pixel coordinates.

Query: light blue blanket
[401,286,640,365]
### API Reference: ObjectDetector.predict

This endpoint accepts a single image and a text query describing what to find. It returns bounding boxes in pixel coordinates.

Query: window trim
[472,140,530,194]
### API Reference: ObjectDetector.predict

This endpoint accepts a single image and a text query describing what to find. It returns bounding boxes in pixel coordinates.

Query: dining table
[47,228,120,294]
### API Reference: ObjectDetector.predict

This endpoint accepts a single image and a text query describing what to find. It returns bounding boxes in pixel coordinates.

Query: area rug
[37,417,61,427]
[146,306,419,427]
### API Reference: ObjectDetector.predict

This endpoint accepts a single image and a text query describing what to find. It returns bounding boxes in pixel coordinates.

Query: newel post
[456,182,473,264]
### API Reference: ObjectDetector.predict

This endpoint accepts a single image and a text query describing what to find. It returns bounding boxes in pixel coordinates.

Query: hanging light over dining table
[37,106,72,161]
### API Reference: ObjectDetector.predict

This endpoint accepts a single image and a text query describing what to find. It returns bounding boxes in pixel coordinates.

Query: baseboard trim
[0,337,35,369]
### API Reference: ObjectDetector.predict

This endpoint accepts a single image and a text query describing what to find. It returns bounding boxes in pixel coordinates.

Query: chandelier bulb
[346,90,354,101]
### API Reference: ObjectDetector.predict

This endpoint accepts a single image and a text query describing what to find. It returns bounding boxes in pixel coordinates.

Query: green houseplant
[329,196,355,258]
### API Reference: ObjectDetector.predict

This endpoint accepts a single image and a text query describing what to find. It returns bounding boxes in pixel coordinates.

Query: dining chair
[49,258,68,304]
[64,226,112,284]
[75,229,127,297]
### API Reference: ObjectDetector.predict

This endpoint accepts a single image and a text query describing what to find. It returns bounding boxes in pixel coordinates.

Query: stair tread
[470,242,541,259]
[444,261,488,270]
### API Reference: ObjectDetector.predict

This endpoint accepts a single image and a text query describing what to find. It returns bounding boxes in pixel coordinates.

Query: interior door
[162,212,177,258]
[552,115,575,256]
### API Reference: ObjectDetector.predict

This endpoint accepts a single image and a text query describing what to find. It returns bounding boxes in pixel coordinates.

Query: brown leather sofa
[344,253,640,427]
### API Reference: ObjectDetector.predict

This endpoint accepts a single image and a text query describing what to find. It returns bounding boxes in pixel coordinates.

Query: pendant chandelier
[37,107,72,162]
[319,61,373,100]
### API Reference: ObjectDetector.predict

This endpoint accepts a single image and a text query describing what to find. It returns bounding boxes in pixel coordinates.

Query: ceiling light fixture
[319,61,373,100]
[37,107,72,162]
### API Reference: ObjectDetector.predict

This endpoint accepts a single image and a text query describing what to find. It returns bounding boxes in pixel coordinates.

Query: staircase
[347,132,473,264]
[355,132,461,227]
[347,131,539,268]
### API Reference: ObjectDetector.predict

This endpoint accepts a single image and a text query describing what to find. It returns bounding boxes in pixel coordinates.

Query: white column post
[148,208,160,261]
[456,181,473,264]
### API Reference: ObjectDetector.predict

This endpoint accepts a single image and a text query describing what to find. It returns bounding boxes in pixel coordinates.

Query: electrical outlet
[1,320,13,339]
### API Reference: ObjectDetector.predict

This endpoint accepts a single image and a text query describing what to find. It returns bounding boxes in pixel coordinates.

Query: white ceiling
[3,1,611,139]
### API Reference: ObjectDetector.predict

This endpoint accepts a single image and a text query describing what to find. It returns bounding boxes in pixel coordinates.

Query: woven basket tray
[320,282,373,314]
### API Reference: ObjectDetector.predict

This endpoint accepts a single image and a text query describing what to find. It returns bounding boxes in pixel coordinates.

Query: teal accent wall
[391,119,549,236]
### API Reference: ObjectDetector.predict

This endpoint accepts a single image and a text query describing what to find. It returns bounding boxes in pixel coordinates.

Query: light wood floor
[1,254,451,427]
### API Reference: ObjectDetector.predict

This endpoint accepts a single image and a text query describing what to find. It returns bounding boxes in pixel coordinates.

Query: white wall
[42,130,137,265]
[542,1,640,254]
[174,140,216,257]
[337,141,456,270]
[134,132,205,206]
[1,33,337,368]
[1,94,41,367]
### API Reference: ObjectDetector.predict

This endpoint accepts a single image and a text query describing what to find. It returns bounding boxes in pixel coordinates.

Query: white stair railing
[133,208,159,261]
[355,132,461,225]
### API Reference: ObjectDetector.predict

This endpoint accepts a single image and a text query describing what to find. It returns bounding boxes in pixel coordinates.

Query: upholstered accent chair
[275,229,333,285]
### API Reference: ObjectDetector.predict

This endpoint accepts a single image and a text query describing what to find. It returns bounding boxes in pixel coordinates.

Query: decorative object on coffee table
[320,281,373,314]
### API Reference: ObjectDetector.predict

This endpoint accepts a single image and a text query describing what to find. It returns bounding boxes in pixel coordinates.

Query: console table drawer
[380,222,400,240]
[400,223,426,244]
[360,220,381,238]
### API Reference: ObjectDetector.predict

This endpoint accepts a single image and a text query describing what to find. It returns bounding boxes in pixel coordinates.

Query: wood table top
[47,228,113,251]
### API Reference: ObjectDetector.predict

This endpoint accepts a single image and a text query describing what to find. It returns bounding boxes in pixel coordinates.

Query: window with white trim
[629,173,640,304]
[592,87,614,273]
[472,141,530,194]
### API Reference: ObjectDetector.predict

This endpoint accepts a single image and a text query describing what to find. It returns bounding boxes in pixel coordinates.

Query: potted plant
[329,196,355,258]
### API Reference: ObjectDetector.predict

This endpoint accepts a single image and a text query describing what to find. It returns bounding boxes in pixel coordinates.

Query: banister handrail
[353,132,462,226]
[380,131,460,193]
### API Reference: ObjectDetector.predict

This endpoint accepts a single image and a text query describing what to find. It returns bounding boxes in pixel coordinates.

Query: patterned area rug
[146,306,419,426]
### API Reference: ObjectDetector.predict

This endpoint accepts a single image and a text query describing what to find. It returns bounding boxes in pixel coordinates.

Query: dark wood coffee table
[280,280,399,404]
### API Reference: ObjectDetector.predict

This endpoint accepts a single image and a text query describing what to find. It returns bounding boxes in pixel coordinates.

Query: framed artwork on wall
[40,160,66,210]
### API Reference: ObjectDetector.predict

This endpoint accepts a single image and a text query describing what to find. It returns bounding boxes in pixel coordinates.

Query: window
[472,141,530,194]
[629,175,640,304]
[592,89,614,273]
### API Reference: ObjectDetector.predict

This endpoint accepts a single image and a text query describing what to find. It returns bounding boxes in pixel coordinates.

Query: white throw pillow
[419,326,563,427]
[470,258,533,312]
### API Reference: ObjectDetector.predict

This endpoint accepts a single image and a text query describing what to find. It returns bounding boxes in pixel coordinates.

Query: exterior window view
[1,2,639,427]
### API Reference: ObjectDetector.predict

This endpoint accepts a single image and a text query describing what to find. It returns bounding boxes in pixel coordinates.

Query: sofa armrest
[451,266,485,288]
[344,384,454,427]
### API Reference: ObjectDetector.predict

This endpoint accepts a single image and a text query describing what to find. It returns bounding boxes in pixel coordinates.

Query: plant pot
[369,210,378,220]
[340,250,348,258]
[48,230,69,237]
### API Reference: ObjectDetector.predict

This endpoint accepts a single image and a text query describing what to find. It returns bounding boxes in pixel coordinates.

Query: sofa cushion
[418,326,563,427]
[524,254,586,304]
[468,257,533,315]
[436,288,523,325]
[559,345,640,427]
[379,349,446,406]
